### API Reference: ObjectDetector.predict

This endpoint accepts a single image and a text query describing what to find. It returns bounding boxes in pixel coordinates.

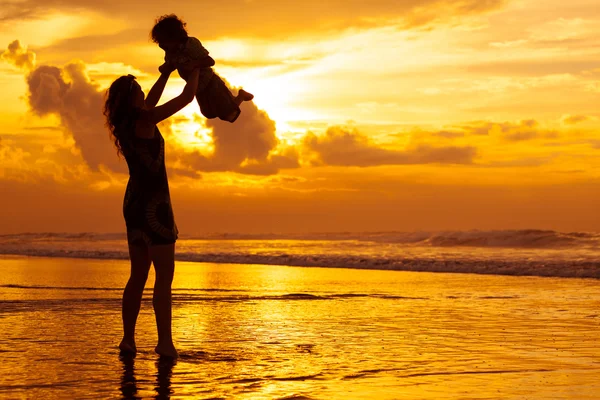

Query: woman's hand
[158,61,176,75]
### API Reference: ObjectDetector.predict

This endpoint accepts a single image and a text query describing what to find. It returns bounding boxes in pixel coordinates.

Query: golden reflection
[155,358,176,400]
[1,257,600,398]
[119,355,138,399]
[119,356,175,400]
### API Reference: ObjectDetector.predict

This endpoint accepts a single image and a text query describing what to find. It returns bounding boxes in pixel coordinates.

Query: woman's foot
[119,338,137,355]
[237,89,254,102]
[155,342,178,359]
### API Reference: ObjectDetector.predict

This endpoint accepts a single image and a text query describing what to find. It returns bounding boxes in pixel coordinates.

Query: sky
[0,0,599,234]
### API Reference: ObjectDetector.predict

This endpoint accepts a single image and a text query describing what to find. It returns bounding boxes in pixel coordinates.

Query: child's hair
[151,14,188,43]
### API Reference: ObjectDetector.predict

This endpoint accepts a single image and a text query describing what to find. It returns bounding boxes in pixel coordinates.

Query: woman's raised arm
[146,68,200,125]
[145,67,174,108]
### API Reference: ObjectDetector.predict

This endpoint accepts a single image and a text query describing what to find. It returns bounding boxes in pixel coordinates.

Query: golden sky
[1,0,599,234]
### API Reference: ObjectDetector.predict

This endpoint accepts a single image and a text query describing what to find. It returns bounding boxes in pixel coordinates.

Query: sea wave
[0,247,599,279]
[1,229,598,249]
[1,229,599,279]
[0,232,126,241]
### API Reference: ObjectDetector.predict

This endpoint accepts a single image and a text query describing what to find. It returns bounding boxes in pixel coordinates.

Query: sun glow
[217,66,325,132]
[158,70,318,147]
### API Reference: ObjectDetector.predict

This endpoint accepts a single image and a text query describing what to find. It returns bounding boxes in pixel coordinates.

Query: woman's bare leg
[120,244,151,354]
[149,243,178,358]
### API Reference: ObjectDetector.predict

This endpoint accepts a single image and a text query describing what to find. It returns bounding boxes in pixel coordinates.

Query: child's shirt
[165,37,214,90]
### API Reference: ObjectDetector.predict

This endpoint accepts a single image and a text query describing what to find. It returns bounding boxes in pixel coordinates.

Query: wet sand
[1,255,599,399]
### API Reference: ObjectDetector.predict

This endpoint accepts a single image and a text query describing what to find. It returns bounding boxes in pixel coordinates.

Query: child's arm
[158,46,178,73]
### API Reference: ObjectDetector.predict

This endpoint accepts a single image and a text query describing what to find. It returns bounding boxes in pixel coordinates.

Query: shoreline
[2,252,599,280]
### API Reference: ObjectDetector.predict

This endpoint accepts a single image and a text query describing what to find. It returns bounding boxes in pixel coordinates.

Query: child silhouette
[152,14,254,123]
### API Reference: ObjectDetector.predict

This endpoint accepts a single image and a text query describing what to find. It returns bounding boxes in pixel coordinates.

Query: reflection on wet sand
[120,355,175,400]
[155,357,175,399]
[120,355,138,400]
[1,258,600,399]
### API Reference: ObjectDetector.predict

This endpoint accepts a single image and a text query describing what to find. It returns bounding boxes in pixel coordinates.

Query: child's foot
[155,342,178,359]
[237,89,254,102]
[119,338,137,355]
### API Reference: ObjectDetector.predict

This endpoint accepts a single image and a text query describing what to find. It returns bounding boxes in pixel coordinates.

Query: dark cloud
[207,104,277,167]
[176,97,300,175]
[484,157,555,168]
[268,175,307,184]
[432,130,465,139]
[1,40,36,70]
[168,168,201,179]
[25,61,126,173]
[562,114,590,125]
[589,140,600,149]
[461,120,558,141]
[5,40,298,176]
[1,0,507,38]
[505,131,538,142]
[303,126,477,166]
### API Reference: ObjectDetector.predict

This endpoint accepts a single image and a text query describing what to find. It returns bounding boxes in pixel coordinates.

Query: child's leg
[203,74,249,123]
[234,89,254,106]
[196,91,218,120]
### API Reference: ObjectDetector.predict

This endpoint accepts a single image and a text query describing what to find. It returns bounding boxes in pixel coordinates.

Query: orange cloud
[6,40,298,176]
[188,99,300,175]
[562,114,590,125]
[153,90,299,176]
[25,62,125,172]
[1,40,35,70]
[432,130,465,139]
[0,129,97,185]
[2,0,507,39]
[458,120,559,142]
[303,126,477,166]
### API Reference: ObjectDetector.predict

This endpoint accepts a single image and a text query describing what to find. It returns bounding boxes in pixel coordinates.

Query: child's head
[151,14,188,51]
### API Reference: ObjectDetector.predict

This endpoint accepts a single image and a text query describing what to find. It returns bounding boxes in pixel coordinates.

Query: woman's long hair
[103,74,139,158]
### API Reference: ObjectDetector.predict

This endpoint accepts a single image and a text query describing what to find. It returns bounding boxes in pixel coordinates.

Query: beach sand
[1,255,599,399]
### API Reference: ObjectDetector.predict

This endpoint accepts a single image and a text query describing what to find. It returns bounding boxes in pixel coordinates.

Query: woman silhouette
[104,62,206,358]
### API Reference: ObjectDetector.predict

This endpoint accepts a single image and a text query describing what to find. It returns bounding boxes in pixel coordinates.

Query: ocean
[1,229,599,278]
[0,230,599,398]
